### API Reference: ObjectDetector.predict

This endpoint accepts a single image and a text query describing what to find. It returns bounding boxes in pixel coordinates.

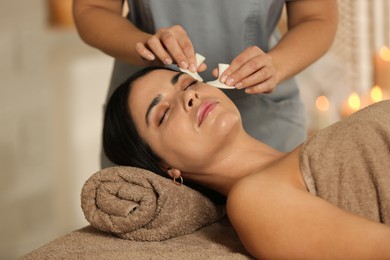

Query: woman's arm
[227,175,390,259]
[270,0,338,83]
[73,0,149,65]
[72,0,201,71]
[219,0,338,94]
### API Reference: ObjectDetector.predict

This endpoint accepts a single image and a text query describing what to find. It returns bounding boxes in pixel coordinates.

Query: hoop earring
[173,176,183,186]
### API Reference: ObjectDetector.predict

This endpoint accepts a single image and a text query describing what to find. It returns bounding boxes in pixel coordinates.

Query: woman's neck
[185,132,287,196]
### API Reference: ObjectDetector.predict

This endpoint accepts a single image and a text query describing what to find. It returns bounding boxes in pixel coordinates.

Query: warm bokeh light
[315,95,330,112]
[370,85,383,103]
[379,46,390,61]
[48,0,75,28]
[348,92,361,111]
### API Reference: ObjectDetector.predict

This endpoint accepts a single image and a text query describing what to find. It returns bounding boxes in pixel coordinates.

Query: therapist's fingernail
[220,75,227,83]
[180,61,188,69]
[189,64,197,72]
[226,78,234,86]
[235,82,242,89]
[245,88,253,94]
[147,53,155,60]
[164,58,172,64]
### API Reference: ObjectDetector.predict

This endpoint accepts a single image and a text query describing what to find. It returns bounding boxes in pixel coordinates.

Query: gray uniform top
[105,0,306,167]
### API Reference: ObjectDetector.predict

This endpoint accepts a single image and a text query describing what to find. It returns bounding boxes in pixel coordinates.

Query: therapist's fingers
[219,46,259,84]
[238,68,276,94]
[135,41,156,61]
[220,46,277,93]
[157,25,197,71]
[228,56,266,86]
[135,41,170,67]
[175,29,198,72]
[134,25,200,72]
[233,57,275,87]
[212,67,219,78]
[146,33,175,65]
[198,62,208,72]
[133,26,189,67]
[159,31,187,66]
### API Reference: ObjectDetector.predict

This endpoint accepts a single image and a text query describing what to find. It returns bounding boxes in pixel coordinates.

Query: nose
[182,89,199,111]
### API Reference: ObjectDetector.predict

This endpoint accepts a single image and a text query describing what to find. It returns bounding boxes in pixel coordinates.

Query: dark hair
[103,66,226,204]
[103,66,175,176]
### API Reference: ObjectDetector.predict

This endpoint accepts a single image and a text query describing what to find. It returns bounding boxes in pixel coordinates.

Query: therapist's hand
[134,25,207,73]
[213,46,276,94]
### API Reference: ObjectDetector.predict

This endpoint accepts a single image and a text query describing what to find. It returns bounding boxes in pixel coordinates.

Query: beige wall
[0,1,112,258]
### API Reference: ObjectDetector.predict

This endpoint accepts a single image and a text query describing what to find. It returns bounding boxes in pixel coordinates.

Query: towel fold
[81,166,225,241]
[300,100,390,224]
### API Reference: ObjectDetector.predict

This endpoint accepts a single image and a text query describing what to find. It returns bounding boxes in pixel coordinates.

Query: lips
[197,101,217,126]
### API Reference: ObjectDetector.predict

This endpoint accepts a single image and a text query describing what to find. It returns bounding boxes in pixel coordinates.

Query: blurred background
[0,0,389,259]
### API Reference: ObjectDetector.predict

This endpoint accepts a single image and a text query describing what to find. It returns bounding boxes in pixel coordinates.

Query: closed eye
[184,80,198,90]
[158,79,197,126]
[158,107,170,126]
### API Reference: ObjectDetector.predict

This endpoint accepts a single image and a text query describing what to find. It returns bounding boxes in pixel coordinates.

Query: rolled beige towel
[81,166,225,241]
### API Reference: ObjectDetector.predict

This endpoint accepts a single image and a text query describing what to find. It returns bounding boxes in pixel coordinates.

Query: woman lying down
[103,66,390,259]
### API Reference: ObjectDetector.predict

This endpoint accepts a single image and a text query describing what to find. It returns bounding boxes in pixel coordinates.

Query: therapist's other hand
[214,46,276,94]
[134,25,206,73]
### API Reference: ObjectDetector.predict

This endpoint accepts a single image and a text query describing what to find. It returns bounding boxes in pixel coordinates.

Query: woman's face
[129,69,242,172]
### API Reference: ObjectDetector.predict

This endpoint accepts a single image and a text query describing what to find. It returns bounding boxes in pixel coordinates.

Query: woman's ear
[167,168,182,179]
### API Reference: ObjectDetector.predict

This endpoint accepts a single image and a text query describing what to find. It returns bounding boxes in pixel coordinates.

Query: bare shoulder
[227,172,277,214]
[226,170,390,259]
[227,146,305,219]
[226,148,305,230]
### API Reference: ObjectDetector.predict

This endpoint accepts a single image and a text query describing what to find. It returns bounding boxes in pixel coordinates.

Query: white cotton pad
[179,53,205,81]
[206,63,235,89]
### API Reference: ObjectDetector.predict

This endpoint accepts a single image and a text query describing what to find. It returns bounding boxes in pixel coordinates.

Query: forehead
[131,69,177,96]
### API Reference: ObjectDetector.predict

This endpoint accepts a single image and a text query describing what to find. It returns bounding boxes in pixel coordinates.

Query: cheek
[163,111,241,169]
[160,124,198,157]
[145,103,242,170]
[148,124,204,169]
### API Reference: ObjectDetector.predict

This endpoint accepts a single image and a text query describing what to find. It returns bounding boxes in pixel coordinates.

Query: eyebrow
[171,71,185,85]
[145,71,185,126]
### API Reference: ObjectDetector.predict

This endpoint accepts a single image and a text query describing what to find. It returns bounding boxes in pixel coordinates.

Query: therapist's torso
[106,0,306,154]
[127,0,285,80]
